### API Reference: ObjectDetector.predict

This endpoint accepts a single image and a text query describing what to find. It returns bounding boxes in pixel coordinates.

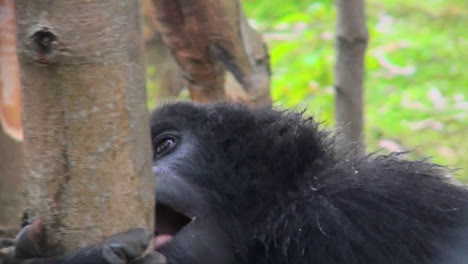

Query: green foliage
[242,0,468,178]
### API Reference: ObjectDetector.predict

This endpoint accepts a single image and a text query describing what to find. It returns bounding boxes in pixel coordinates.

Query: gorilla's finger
[102,229,152,262]
[0,238,15,249]
[14,219,46,259]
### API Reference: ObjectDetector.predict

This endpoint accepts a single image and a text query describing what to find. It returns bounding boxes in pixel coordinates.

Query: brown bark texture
[0,123,23,235]
[152,0,271,105]
[334,0,368,154]
[0,0,23,141]
[15,0,154,255]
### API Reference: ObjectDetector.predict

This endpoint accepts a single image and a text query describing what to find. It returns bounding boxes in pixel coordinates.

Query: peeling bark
[152,0,271,105]
[0,0,22,141]
[15,0,154,255]
[0,0,24,237]
[334,0,368,154]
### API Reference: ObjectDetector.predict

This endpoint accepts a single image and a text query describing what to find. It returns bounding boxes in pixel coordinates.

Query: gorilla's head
[150,102,332,264]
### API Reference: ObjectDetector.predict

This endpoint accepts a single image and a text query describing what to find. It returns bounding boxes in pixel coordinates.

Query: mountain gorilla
[2,102,468,264]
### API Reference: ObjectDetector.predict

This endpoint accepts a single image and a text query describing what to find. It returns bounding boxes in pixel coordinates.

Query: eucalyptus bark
[334,0,368,154]
[15,0,154,255]
[0,0,23,236]
[152,0,271,105]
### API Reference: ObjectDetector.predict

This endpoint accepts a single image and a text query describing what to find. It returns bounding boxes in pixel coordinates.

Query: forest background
[146,0,467,177]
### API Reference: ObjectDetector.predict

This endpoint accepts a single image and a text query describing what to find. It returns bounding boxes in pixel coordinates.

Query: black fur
[151,102,468,264]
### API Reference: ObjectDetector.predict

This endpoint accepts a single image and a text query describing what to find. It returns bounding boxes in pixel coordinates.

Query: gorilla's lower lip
[154,203,192,249]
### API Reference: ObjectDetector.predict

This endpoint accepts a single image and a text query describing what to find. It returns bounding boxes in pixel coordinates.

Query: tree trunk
[334,0,368,154]
[152,0,271,105]
[15,0,154,255]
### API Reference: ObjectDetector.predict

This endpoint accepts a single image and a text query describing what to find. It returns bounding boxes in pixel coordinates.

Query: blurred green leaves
[242,0,468,177]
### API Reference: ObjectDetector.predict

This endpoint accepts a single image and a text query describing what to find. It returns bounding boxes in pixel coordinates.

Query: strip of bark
[0,0,22,141]
[0,0,24,239]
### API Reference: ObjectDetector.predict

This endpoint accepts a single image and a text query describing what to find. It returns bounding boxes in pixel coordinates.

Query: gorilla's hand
[0,238,15,249]
[0,239,14,264]
[1,219,165,264]
[0,227,16,264]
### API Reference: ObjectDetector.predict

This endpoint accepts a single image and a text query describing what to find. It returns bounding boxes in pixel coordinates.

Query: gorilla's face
[150,104,238,264]
[148,101,327,264]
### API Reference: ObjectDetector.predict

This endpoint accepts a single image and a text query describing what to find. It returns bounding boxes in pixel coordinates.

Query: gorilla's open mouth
[154,203,192,250]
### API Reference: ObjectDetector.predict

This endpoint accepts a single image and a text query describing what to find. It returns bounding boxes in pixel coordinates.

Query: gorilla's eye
[154,135,178,159]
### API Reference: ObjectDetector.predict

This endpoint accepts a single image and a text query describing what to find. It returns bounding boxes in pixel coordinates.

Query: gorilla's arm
[0,220,165,264]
